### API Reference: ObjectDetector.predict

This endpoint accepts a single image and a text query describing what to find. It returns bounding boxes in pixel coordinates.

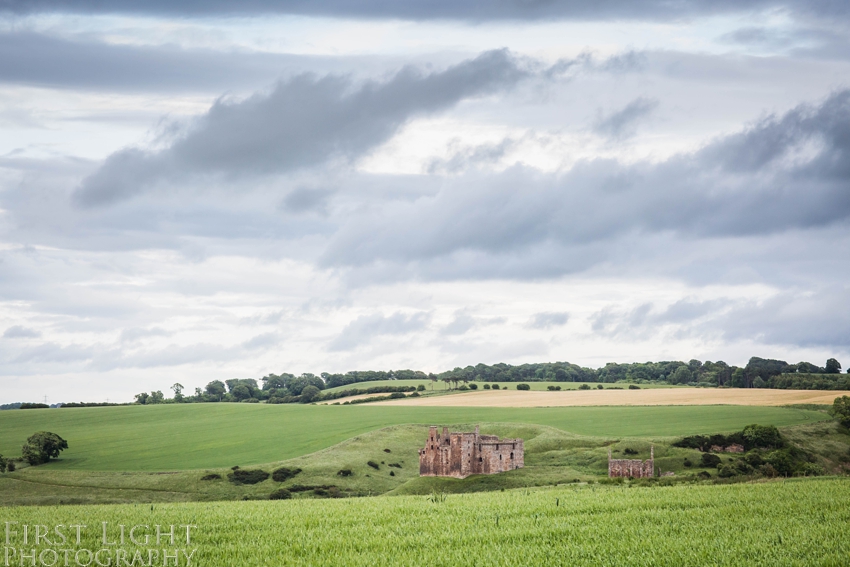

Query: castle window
[499,454,502,460]
[510,452,514,460]
[478,457,482,462]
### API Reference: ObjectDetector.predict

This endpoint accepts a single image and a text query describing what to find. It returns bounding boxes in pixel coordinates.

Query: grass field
[2,478,848,566]
[0,404,829,471]
[377,388,850,407]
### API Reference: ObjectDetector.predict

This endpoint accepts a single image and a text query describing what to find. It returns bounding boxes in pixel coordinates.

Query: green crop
[1,478,847,566]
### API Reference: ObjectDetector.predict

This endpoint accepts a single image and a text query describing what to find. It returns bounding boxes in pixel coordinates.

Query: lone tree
[22,432,68,465]
[825,358,842,374]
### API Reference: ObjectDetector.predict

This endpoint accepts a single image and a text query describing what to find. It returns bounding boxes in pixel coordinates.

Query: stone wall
[419,426,524,479]
[608,446,655,478]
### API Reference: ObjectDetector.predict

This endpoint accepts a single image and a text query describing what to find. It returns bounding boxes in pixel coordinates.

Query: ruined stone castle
[608,446,655,478]
[419,426,524,478]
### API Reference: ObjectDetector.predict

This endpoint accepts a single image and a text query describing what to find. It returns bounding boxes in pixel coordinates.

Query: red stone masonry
[608,446,655,478]
[419,425,524,479]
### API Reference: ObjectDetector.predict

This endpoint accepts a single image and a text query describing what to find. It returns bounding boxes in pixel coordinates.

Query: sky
[1,1,849,403]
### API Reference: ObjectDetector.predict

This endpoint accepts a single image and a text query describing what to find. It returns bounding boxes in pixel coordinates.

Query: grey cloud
[328,311,430,351]
[241,332,281,350]
[322,90,850,274]
[528,311,569,329]
[4,0,849,21]
[426,138,517,175]
[119,327,170,342]
[73,49,529,207]
[3,325,41,338]
[0,31,309,93]
[10,342,93,364]
[593,97,658,139]
[282,187,335,214]
[442,311,477,336]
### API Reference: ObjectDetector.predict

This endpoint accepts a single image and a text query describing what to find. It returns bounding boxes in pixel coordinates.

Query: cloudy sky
[1,1,849,403]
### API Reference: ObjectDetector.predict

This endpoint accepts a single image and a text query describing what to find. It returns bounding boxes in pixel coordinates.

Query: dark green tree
[171,383,184,402]
[300,385,321,403]
[833,396,850,427]
[825,358,842,374]
[22,432,68,465]
[134,392,149,405]
[205,380,226,399]
[148,391,165,404]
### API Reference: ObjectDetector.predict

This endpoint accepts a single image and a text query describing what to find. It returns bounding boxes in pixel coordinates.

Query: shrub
[697,471,711,480]
[516,383,530,391]
[383,448,391,453]
[337,469,353,477]
[623,448,638,455]
[21,431,68,465]
[683,458,693,468]
[800,462,824,476]
[0,455,6,473]
[269,488,292,500]
[20,403,49,409]
[417,384,426,391]
[410,392,420,397]
[832,396,850,427]
[597,384,603,390]
[300,385,321,403]
[200,473,221,481]
[367,460,380,470]
[388,463,402,468]
[469,383,478,390]
[700,453,721,468]
[458,385,469,391]
[491,384,500,390]
[717,464,736,478]
[6,461,14,472]
[483,384,491,389]
[742,424,784,450]
[272,467,302,482]
[629,385,640,390]
[555,385,562,390]
[389,471,395,476]
[389,392,406,399]
[578,384,591,390]
[228,469,270,485]
[547,386,557,391]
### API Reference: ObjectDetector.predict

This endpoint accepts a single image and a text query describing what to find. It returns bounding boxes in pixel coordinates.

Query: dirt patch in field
[374,388,850,407]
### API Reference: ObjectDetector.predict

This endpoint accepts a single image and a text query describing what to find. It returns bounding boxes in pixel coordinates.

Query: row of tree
[131,356,846,405]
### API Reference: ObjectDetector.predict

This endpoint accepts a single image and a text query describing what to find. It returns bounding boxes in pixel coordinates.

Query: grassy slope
[324,379,679,394]
[2,419,847,506]
[0,404,828,471]
[2,478,848,566]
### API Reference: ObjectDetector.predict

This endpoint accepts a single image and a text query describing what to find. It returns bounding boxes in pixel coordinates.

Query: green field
[0,404,828,471]
[2,478,848,566]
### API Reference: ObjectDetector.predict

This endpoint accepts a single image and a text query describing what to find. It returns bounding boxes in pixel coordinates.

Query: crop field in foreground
[0,404,828,471]
[1,478,847,566]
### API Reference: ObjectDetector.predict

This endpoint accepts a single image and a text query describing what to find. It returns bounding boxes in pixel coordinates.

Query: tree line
[128,356,847,405]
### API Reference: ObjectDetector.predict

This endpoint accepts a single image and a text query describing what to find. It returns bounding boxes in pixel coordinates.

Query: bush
[272,467,302,482]
[6,461,14,472]
[483,384,491,389]
[742,424,784,450]
[718,464,736,478]
[516,383,530,391]
[697,471,711,480]
[367,460,380,470]
[337,469,353,477]
[389,392,406,399]
[491,384,500,390]
[547,385,557,391]
[469,383,478,390]
[300,385,321,403]
[623,448,638,455]
[683,458,692,468]
[417,384,426,391]
[458,385,469,391]
[388,463,402,468]
[597,384,603,389]
[578,384,591,390]
[389,470,395,476]
[383,448,391,453]
[409,391,420,397]
[200,473,221,481]
[628,385,640,390]
[700,453,721,468]
[21,431,68,465]
[269,488,292,500]
[20,403,49,409]
[228,469,270,485]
